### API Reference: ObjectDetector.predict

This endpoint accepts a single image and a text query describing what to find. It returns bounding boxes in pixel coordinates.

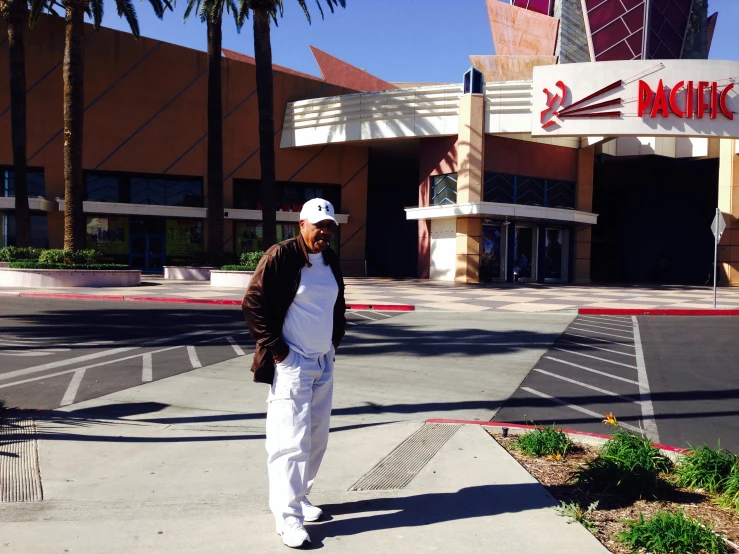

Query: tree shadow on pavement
[306,483,553,546]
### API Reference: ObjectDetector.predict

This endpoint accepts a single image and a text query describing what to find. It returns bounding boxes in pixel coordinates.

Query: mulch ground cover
[489,431,739,553]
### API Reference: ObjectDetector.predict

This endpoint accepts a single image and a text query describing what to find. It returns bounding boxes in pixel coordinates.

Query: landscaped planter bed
[0,268,141,288]
[163,266,217,281]
[209,270,254,288]
[488,430,739,554]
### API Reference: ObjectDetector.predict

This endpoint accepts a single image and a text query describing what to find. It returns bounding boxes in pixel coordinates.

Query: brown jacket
[241,234,346,384]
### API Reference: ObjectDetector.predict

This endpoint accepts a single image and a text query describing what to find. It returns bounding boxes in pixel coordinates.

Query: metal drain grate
[1,414,43,502]
[350,423,460,491]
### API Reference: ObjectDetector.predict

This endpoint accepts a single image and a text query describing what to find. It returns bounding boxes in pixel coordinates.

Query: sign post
[711,209,727,309]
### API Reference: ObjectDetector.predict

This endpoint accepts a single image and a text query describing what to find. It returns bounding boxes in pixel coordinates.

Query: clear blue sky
[98,0,739,83]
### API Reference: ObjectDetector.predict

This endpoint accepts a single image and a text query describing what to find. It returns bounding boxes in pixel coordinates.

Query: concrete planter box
[0,268,141,288]
[0,262,9,268]
[163,266,216,281]
[210,270,254,288]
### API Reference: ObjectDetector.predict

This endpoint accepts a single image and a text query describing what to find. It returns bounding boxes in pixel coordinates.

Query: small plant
[0,246,43,262]
[717,466,739,514]
[616,510,729,554]
[554,500,599,530]
[38,249,101,265]
[510,426,573,458]
[239,251,265,270]
[674,444,737,494]
[573,429,672,498]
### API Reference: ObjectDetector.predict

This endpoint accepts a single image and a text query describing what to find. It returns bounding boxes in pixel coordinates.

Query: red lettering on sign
[711,82,719,119]
[720,83,735,120]
[541,80,566,128]
[668,81,685,118]
[638,81,653,117]
[697,81,710,118]
[687,81,694,118]
[651,79,670,118]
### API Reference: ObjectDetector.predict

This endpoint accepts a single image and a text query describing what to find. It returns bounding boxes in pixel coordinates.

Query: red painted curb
[579,307,739,316]
[426,418,691,454]
[10,291,415,310]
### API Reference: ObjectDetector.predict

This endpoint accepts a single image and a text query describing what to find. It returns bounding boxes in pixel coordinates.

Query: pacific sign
[532,60,739,138]
[637,80,734,120]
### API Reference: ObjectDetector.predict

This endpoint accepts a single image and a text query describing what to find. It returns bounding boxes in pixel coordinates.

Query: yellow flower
[602,412,618,426]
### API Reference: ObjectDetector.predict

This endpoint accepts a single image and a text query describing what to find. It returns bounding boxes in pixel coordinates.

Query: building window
[431,173,457,205]
[233,180,341,212]
[85,172,204,207]
[1,213,49,248]
[2,167,46,198]
[484,172,576,210]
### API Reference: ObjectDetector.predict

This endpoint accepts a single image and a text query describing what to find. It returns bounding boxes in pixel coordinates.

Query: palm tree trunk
[63,2,86,251]
[252,8,277,248]
[206,12,224,257]
[6,1,31,247]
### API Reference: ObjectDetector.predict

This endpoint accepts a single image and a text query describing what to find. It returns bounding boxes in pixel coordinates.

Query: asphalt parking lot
[0,298,399,410]
[494,314,739,452]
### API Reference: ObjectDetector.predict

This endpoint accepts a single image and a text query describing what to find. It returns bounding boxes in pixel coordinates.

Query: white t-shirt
[281,253,339,358]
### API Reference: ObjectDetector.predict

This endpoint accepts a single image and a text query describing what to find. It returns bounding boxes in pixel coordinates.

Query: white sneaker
[301,498,323,522]
[278,517,310,548]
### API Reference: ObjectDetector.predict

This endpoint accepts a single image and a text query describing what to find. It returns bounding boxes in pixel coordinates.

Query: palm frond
[227,0,242,31]
[198,0,208,22]
[115,0,140,37]
[28,0,50,26]
[182,0,202,22]
[90,0,103,28]
[147,0,168,19]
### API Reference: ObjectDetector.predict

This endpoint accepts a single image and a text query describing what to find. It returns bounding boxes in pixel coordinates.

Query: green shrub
[718,466,739,514]
[220,265,256,272]
[617,510,728,554]
[0,246,43,262]
[239,251,264,269]
[8,261,129,270]
[511,426,573,458]
[573,430,672,498]
[674,445,737,494]
[554,500,599,530]
[38,249,102,265]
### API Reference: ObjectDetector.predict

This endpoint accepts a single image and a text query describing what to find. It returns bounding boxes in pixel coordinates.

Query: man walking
[242,198,346,548]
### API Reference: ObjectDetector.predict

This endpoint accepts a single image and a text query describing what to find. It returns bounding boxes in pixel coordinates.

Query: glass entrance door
[481,224,506,282]
[545,228,570,282]
[130,234,166,273]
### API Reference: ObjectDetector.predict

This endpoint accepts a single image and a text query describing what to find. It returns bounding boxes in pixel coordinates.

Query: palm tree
[29,0,172,250]
[182,0,241,260]
[1,0,32,247]
[238,0,345,248]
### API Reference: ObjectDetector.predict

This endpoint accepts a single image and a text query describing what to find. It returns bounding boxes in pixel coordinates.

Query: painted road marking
[0,330,213,382]
[564,332,635,347]
[142,353,153,382]
[187,346,202,369]
[569,327,636,340]
[632,316,660,444]
[553,347,639,369]
[350,311,376,320]
[61,369,87,406]
[559,339,636,357]
[532,368,641,404]
[577,316,634,329]
[545,356,639,384]
[522,387,642,433]
[226,336,245,356]
[570,322,634,335]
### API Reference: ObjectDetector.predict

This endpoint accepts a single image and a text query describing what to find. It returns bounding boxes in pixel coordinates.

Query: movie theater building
[2,1,739,285]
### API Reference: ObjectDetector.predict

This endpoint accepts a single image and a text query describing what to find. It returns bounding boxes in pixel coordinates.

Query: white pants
[266,346,334,526]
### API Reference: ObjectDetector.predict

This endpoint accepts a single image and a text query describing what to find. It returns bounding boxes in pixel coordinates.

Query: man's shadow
[305,483,553,547]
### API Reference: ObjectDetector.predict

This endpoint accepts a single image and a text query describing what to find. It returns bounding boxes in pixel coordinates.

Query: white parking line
[0,330,213,383]
[581,315,632,322]
[522,387,642,433]
[533,368,641,404]
[571,322,634,334]
[559,339,636,357]
[349,311,376,320]
[61,369,87,406]
[226,337,245,356]
[545,356,639,384]
[577,316,634,329]
[632,316,660,444]
[569,327,636,340]
[564,332,635,348]
[142,353,153,382]
[187,346,202,368]
[553,347,638,369]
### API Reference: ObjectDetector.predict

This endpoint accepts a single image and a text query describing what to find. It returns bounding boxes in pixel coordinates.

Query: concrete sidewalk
[0,310,607,553]
[4,276,739,312]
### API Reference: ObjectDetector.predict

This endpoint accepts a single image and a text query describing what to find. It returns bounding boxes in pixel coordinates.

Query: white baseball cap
[300,198,338,226]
